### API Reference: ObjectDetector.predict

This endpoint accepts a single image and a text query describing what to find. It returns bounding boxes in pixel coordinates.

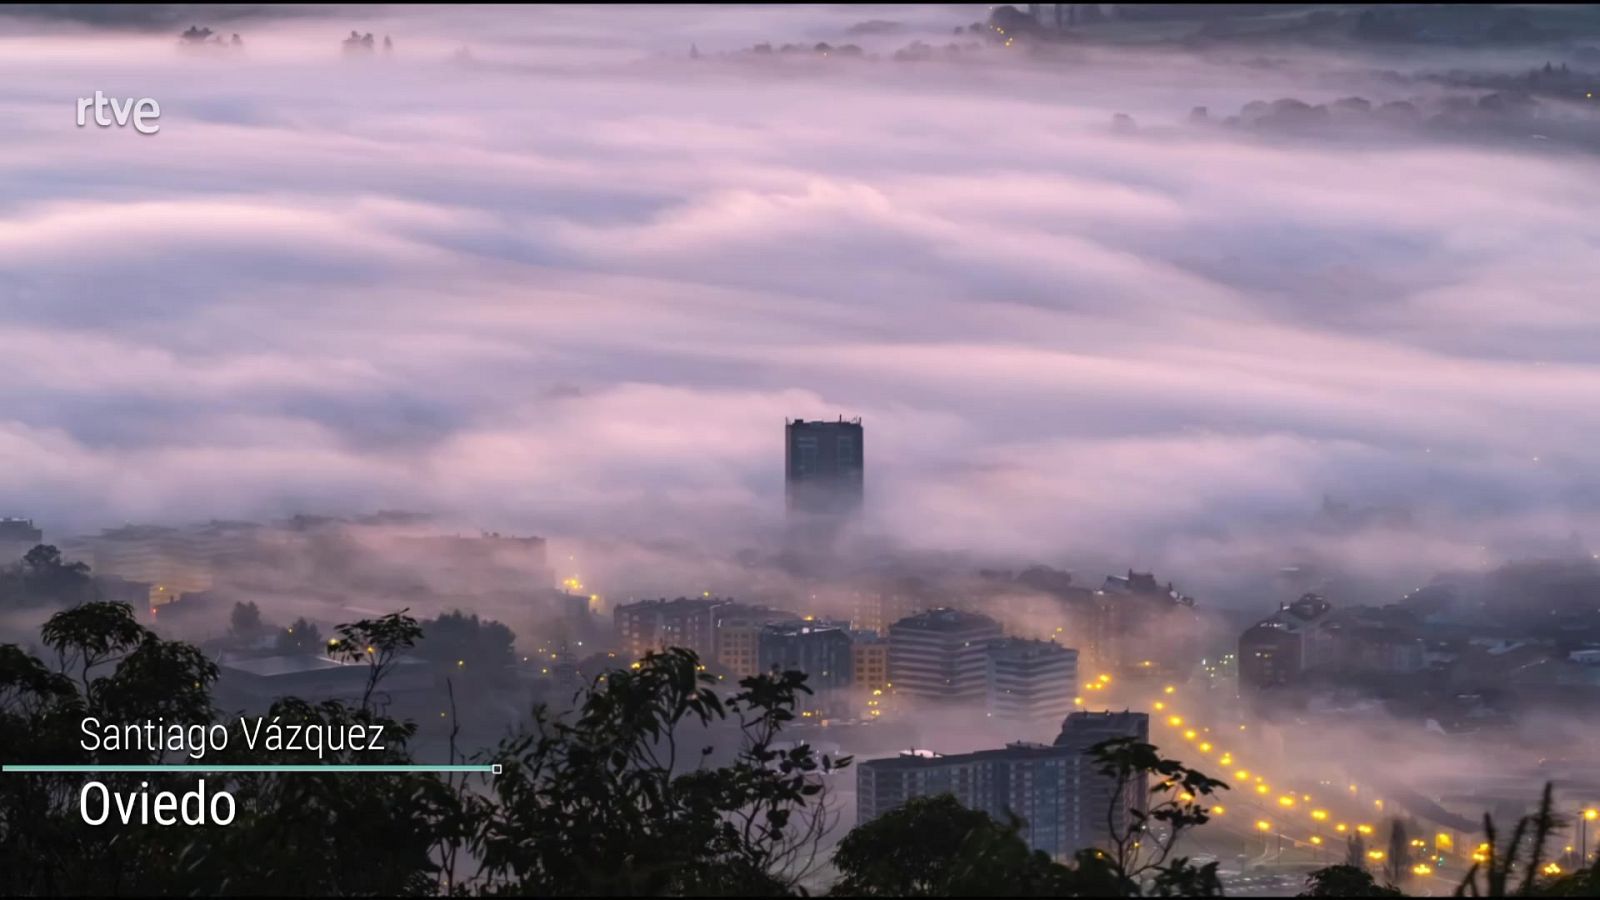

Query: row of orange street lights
[1083,676,1408,864]
[1089,676,1600,876]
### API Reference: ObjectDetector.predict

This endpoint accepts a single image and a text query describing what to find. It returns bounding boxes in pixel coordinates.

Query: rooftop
[218,653,427,678]
[218,654,350,678]
[889,607,1001,633]
[861,741,1076,770]
[787,416,862,427]
[762,620,850,638]
[987,637,1077,659]
[615,596,732,613]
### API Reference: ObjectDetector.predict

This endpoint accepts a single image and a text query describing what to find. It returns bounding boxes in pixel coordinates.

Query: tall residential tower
[784,417,864,517]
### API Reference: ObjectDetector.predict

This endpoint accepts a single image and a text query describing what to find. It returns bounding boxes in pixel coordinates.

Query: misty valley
[3,2,1600,898]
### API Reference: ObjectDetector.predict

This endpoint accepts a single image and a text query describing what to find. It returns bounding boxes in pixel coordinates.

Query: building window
[796,437,818,473]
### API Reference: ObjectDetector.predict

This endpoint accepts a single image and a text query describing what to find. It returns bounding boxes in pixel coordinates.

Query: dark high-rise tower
[784,417,864,517]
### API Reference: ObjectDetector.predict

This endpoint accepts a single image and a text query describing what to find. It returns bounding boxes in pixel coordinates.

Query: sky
[3,4,1600,600]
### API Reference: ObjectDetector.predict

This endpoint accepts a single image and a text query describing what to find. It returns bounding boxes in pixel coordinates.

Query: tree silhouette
[9,598,1587,897]
[1455,783,1564,897]
[1088,735,1228,895]
[468,647,848,895]
[229,600,264,641]
[832,737,1226,898]
[273,616,323,655]
[1,544,97,608]
[832,794,1074,896]
[414,609,515,686]
[1300,864,1401,897]
[0,602,449,895]
[327,608,422,711]
[1387,819,1408,885]
[1347,831,1368,868]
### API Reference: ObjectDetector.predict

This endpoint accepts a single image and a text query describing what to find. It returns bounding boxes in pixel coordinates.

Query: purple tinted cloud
[2,5,1599,599]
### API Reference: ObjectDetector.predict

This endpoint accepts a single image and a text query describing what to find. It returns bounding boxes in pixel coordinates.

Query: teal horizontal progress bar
[2,764,497,774]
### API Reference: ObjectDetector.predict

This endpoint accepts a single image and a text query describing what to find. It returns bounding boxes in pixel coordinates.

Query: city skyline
[4,5,1600,897]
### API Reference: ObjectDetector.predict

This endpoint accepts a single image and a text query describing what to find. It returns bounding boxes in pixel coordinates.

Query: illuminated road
[1075,672,1472,887]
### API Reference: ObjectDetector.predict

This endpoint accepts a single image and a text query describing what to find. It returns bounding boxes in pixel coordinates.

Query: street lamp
[1583,808,1597,863]
[1256,819,1275,859]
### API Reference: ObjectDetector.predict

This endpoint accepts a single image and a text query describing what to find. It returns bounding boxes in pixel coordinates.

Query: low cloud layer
[4,5,1600,603]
